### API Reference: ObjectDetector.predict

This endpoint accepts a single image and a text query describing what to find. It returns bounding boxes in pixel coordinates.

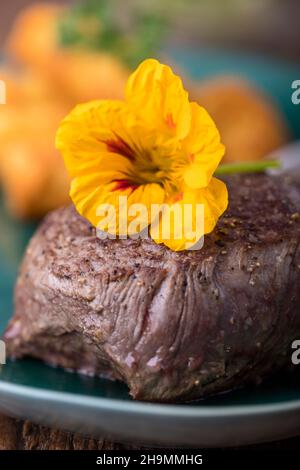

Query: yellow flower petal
[71,175,165,237]
[185,177,228,234]
[56,59,228,251]
[183,102,225,189]
[125,58,191,140]
[56,100,131,177]
[150,177,228,251]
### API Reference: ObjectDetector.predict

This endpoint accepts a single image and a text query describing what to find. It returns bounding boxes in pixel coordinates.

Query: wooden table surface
[0,413,299,450]
[0,414,137,450]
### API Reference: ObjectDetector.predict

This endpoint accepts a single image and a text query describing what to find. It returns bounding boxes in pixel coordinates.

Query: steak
[4,173,300,402]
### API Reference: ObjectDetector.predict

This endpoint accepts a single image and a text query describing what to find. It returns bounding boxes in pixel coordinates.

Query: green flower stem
[215,160,280,175]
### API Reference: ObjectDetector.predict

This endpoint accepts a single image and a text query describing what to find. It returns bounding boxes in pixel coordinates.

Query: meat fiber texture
[4,174,300,402]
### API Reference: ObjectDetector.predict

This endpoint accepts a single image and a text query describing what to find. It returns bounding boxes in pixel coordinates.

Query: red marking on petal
[103,136,135,161]
[173,192,183,202]
[112,179,138,192]
[190,153,195,162]
[166,113,176,129]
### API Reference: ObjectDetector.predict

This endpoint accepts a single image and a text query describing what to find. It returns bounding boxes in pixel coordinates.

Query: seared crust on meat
[4,174,300,402]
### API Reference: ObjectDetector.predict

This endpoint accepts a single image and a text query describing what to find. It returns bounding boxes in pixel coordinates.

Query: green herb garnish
[57,0,167,69]
[216,160,280,175]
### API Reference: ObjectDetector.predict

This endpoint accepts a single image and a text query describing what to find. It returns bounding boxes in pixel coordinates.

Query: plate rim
[1,378,300,418]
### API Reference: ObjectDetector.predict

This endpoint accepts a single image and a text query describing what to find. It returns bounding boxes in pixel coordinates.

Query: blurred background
[0,0,300,221]
[1,0,300,61]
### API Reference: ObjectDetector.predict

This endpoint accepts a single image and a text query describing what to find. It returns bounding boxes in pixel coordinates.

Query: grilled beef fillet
[4,174,300,402]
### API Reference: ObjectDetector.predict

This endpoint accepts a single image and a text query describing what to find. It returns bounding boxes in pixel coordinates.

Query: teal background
[0,196,36,332]
[170,47,300,139]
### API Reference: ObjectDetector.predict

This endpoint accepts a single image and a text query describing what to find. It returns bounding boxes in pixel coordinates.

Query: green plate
[1,50,300,447]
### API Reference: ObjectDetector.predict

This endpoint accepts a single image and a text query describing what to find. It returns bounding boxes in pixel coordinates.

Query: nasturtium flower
[56,58,228,251]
